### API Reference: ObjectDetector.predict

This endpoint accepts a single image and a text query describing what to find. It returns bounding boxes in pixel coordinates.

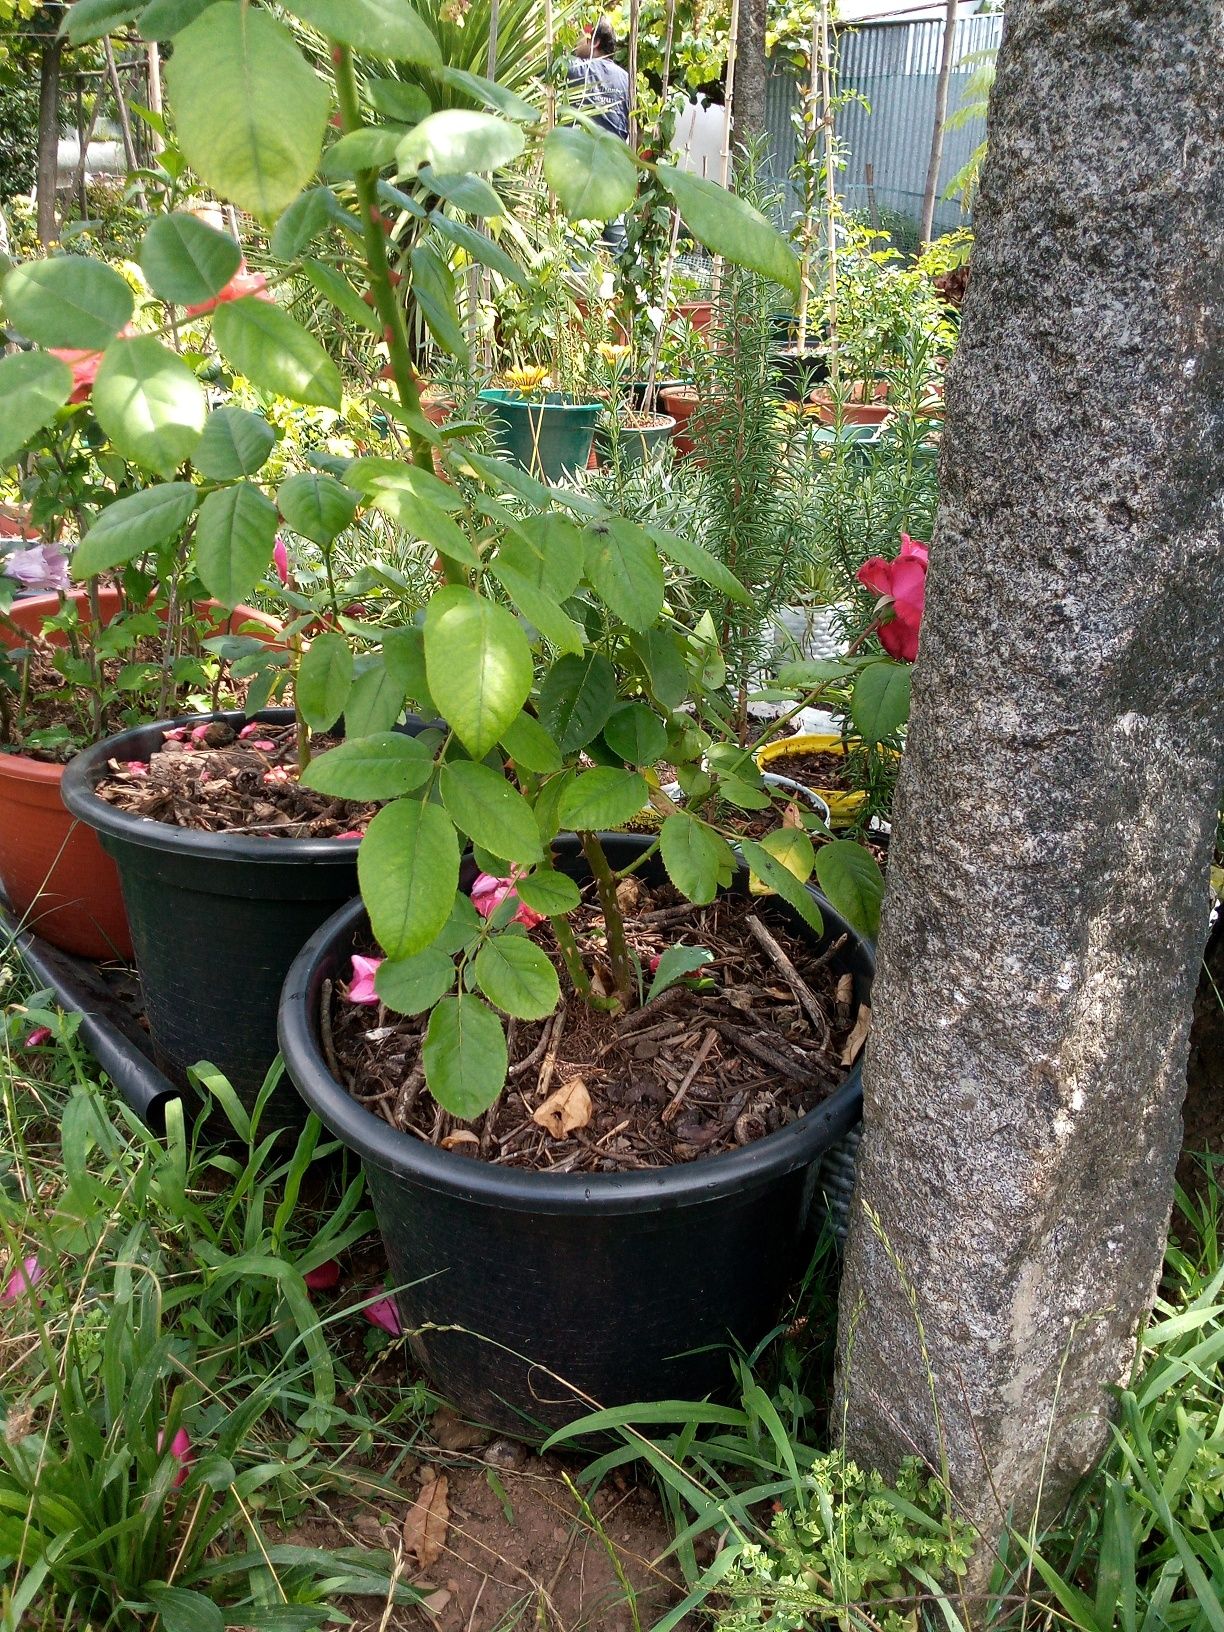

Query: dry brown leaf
[591,961,616,1000]
[440,1130,479,1151]
[835,972,854,1006]
[532,1077,592,1139]
[782,801,804,829]
[840,1004,871,1066]
[402,1471,449,1571]
[430,1407,488,1452]
[615,876,644,912]
[419,1587,452,1615]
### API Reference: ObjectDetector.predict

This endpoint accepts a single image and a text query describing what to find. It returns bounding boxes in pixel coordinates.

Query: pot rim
[277,843,872,1215]
[596,413,677,434]
[60,707,362,866]
[478,389,604,414]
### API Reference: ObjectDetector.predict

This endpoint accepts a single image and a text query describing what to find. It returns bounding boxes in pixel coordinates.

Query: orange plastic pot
[0,589,276,959]
[660,385,701,458]
[676,299,713,333]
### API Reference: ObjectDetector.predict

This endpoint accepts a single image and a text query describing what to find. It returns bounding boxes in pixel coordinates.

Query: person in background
[567,17,631,253]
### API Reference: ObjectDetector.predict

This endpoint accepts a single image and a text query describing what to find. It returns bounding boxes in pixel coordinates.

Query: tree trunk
[836,0,1224,1577]
[918,0,958,245]
[732,0,770,160]
[36,33,63,248]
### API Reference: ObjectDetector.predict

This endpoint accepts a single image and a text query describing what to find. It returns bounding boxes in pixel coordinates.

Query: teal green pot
[593,412,676,469]
[477,390,602,481]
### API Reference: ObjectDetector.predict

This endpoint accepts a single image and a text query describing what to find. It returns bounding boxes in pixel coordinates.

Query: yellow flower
[502,365,551,393]
[597,343,631,365]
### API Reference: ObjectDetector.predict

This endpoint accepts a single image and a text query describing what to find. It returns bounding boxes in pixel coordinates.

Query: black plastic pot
[60,709,367,1124]
[771,346,830,401]
[279,833,873,1435]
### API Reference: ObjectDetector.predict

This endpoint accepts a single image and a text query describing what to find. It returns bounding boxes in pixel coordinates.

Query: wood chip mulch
[94,721,377,838]
[329,877,868,1174]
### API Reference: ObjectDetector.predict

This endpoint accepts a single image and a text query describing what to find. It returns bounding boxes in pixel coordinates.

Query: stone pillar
[836,0,1224,1570]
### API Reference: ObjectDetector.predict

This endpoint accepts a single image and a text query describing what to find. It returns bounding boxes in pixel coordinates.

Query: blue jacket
[566,54,631,140]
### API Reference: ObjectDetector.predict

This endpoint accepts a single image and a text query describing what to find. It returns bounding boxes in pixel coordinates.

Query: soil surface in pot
[329,879,865,1172]
[0,642,247,765]
[768,748,857,791]
[93,719,375,839]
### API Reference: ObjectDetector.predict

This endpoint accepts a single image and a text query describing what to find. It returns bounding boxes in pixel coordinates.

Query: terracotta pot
[659,385,702,458]
[808,392,893,428]
[676,299,713,333]
[0,589,276,959]
[418,388,454,428]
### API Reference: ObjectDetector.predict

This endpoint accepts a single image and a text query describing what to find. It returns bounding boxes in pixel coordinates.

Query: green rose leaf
[72,484,198,578]
[397,110,525,176]
[300,730,434,801]
[436,66,536,122]
[542,125,637,221]
[213,297,341,409]
[91,337,206,478]
[1,257,133,350]
[320,127,405,180]
[166,4,331,218]
[660,813,733,905]
[741,837,824,934]
[139,0,220,40]
[421,168,504,217]
[410,241,469,362]
[473,935,560,1022]
[850,659,912,743]
[382,625,434,712]
[603,703,667,766]
[139,213,242,306]
[192,407,276,480]
[375,947,456,1015]
[630,629,688,711]
[538,651,617,753]
[368,78,432,123]
[499,711,562,775]
[288,0,440,65]
[499,512,583,599]
[487,561,585,656]
[194,481,279,607]
[276,471,359,545]
[557,768,649,833]
[583,517,664,631]
[422,991,506,1119]
[0,352,73,466]
[439,759,543,867]
[515,868,581,917]
[360,797,460,960]
[814,839,884,941]
[429,212,526,287]
[423,585,533,760]
[63,0,143,45]
[645,944,713,1004]
[270,187,342,260]
[344,661,407,738]
[296,630,354,732]
[652,527,751,605]
[656,163,801,298]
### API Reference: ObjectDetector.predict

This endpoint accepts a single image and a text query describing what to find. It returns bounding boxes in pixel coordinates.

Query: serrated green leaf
[63,0,142,43]
[397,110,525,176]
[814,839,883,940]
[140,213,242,306]
[382,624,434,711]
[166,5,330,218]
[72,484,197,578]
[296,631,354,732]
[301,731,434,801]
[439,759,542,866]
[422,991,506,1118]
[740,838,823,933]
[1,257,133,350]
[515,869,580,916]
[584,517,664,631]
[603,703,667,766]
[359,797,459,959]
[500,711,562,775]
[375,947,455,1014]
[487,561,585,655]
[645,944,713,1004]
[543,124,637,221]
[195,481,279,606]
[420,167,504,216]
[213,298,341,409]
[474,935,559,1022]
[277,471,358,545]
[192,406,276,480]
[139,0,218,39]
[288,0,440,65]
[0,352,73,465]
[538,651,616,752]
[499,512,583,599]
[660,813,732,905]
[91,337,206,477]
[557,768,648,832]
[436,66,536,122]
[320,127,404,179]
[423,586,533,759]
[300,259,381,334]
[270,187,338,260]
[656,163,800,297]
[652,527,751,605]
[368,78,432,123]
[345,661,407,737]
[851,659,912,742]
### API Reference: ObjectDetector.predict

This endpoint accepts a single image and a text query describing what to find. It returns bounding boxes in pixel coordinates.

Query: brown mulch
[330,878,865,1173]
[766,748,855,790]
[94,720,376,839]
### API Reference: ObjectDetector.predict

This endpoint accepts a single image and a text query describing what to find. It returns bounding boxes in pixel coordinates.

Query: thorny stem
[581,831,634,1006]
[550,912,593,1000]
[613,837,660,880]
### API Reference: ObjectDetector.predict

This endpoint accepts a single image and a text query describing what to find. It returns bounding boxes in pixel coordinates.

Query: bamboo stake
[544,0,556,131]
[627,0,640,151]
[145,41,163,154]
[659,0,678,106]
[795,0,823,352]
[710,0,741,308]
[819,0,839,384]
[103,38,148,212]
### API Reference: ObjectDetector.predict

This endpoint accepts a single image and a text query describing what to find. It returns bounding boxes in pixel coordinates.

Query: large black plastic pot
[60,709,367,1124]
[279,833,873,1434]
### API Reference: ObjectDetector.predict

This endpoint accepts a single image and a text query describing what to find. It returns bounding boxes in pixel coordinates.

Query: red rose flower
[857,533,929,663]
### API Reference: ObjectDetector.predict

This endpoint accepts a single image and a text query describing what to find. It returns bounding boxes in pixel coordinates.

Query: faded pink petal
[49,323,136,402]
[124,760,149,776]
[158,1426,193,1488]
[24,1027,53,1048]
[272,535,289,586]
[238,722,264,739]
[304,1260,341,1291]
[250,739,277,752]
[347,955,382,1005]
[263,766,292,784]
[185,264,271,319]
[163,726,189,742]
[190,723,212,744]
[3,543,70,593]
[364,1289,401,1335]
[470,870,544,930]
[2,1256,43,1303]
[334,830,363,840]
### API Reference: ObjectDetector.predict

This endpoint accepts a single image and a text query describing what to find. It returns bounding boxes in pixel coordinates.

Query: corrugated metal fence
[763,11,1004,238]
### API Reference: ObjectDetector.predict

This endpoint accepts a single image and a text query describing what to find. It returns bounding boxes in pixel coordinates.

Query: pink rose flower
[124,760,149,776]
[364,1289,402,1335]
[184,264,272,319]
[24,1027,53,1048]
[2,1256,44,1303]
[157,1426,193,1488]
[304,1260,341,1291]
[272,535,289,586]
[347,955,382,1005]
[49,323,136,403]
[3,542,70,593]
[471,870,544,930]
[857,533,929,663]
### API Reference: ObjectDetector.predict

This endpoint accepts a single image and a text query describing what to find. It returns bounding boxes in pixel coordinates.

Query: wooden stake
[627,0,640,152]
[819,0,840,383]
[103,39,148,212]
